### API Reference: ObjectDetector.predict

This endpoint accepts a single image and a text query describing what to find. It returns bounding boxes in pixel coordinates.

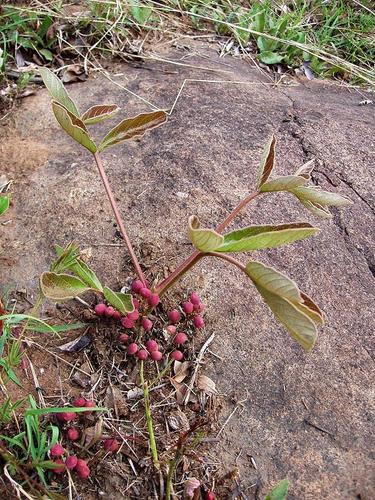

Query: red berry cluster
[50,443,90,480]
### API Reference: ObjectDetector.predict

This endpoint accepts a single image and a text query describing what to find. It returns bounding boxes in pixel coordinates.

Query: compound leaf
[188,215,224,252]
[40,273,90,302]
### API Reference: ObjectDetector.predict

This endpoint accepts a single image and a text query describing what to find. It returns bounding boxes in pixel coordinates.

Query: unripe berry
[67,427,79,441]
[193,316,205,329]
[127,343,138,355]
[50,443,65,457]
[127,310,139,321]
[171,350,184,361]
[205,492,215,500]
[121,316,135,329]
[132,280,143,293]
[150,350,163,361]
[168,309,181,324]
[77,465,90,479]
[145,339,158,352]
[57,412,76,423]
[94,303,106,316]
[118,333,129,343]
[72,397,86,407]
[112,310,121,321]
[132,298,140,309]
[182,301,194,314]
[148,293,160,307]
[137,349,149,360]
[52,459,65,474]
[65,455,78,470]
[142,318,153,331]
[140,287,151,299]
[174,332,187,345]
[190,292,200,305]
[166,325,176,335]
[103,438,119,453]
[105,306,115,318]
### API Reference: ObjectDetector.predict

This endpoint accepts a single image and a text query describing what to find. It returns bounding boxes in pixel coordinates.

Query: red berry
[128,310,139,321]
[171,350,183,361]
[190,292,200,305]
[194,303,206,313]
[94,303,106,316]
[72,397,86,407]
[148,293,160,307]
[140,287,151,299]
[168,310,181,324]
[142,318,153,331]
[118,333,129,343]
[75,458,88,470]
[77,465,90,479]
[193,316,205,329]
[182,301,194,314]
[50,443,65,457]
[166,325,176,335]
[132,280,143,293]
[52,458,65,474]
[65,455,78,470]
[67,427,79,441]
[150,350,163,361]
[132,298,140,309]
[174,332,187,345]
[137,349,149,360]
[84,400,95,415]
[205,492,215,500]
[145,339,158,352]
[112,310,121,321]
[103,438,119,453]
[57,412,76,423]
[105,306,115,318]
[121,316,135,329]
[127,343,138,355]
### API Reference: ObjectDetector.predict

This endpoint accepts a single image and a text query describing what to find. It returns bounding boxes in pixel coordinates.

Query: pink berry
[128,310,139,321]
[57,412,76,423]
[112,310,121,321]
[171,350,184,361]
[174,332,187,345]
[140,287,151,299]
[105,306,115,318]
[118,333,129,343]
[194,302,206,313]
[76,465,90,479]
[84,400,95,415]
[94,303,106,316]
[75,458,88,470]
[103,438,120,453]
[205,492,215,500]
[142,318,153,331]
[190,292,200,305]
[148,293,160,307]
[145,339,158,352]
[132,280,143,293]
[67,427,79,441]
[127,343,138,355]
[137,349,149,360]
[182,301,194,314]
[168,309,181,324]
[150,350,163,361]
[121,316,135,329]
[50,443,65,457]
[72,397,86,407]
[52,459,65,474]
[166,325,177,335]
[133,298,140,309]
[65,455,78,470]
[193,316,205,329]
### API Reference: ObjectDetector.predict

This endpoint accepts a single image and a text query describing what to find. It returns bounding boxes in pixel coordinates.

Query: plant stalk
[140,361,159,469]
[93,152,146,285]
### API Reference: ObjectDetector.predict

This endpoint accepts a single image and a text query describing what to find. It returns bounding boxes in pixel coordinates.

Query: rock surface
[1,47,374,498]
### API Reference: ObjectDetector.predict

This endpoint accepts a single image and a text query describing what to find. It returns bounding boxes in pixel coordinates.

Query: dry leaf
[197,375,217,395]
[57,333,92,353]
[83,419,103,448]
[170,379,198,405]
[127,387,143,400]
[167,409,189,431]
[61,64,86,83]
[173,361,191,383]
[105,386,128,417]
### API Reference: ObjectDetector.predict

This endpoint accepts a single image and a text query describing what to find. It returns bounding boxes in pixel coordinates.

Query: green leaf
[188,215,224,252]
[40,272,91,302]
[246,261,322,350]
[39,48,53,61]
[25,406,106,416]
[265,478,289,500]
[217,223,319,253]
[54,243,102,290]
[25,321,86,334]
[52,242,80,273]
[0,314,62,336]
[291,186,353,208]
[259,51,284,65]
[39,67,79,115]
[294,159,315,180]
[68,260,103,291]
[81,104,120,125]
[299,199,332,219]
[0,195,10,216]
[99,110,167,151]
[260,175,307,192]
[52,101,97,153]
[256,135,276,189]
[103,286,134,315]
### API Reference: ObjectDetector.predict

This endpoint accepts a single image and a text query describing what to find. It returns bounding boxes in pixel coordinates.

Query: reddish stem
[93,152,146,285]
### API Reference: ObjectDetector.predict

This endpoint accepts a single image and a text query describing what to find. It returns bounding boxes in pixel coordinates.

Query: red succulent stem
[93,152,146,285]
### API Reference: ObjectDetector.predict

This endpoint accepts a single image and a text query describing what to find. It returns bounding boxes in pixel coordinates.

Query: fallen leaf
[197,375,217,395]
[170,379,198,405]
[173,361,191,383]
[61,64,87,83]
[105,386,128,416]
[127,387,143,400]
[83,419,103,448]
[167,409,189,431]
[57,333,92,352]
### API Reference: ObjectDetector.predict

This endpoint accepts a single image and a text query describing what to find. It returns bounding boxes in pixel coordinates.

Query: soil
[0,42,374,499]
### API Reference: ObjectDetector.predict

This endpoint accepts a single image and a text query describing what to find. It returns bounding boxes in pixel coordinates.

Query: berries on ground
[112,310,121,321]
[67,427,80,441]
[94,303,106,316]
[148,293,160,307]
[50,443,65,457]
[75,459,90,479]
[103,438,120,453]
[127,343,138,355]
[75,458,88,470]
[190,292,200,305]
[205,492,215,500]
[118,333,129,343]
[121,316,135,329]
[145,339,158,352]
[128,310,140,321]
[194,302,206,313]
[168,309,181,324]
[72,397,86,407]
[142,317,153,331]
[171,350,184,361]
[182,301,194,314]
[137,349,149,360]
[57,412,76,423]
[193,316,205,329]
[166,325,177,335]
[65,455,78,470]
[140,287,151,299]
[174,332,187,345]
[52,459,65,474]
[150,350,163,361]
[105,306,115,318]
[132,298,140,309]
[132,280,143,293]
